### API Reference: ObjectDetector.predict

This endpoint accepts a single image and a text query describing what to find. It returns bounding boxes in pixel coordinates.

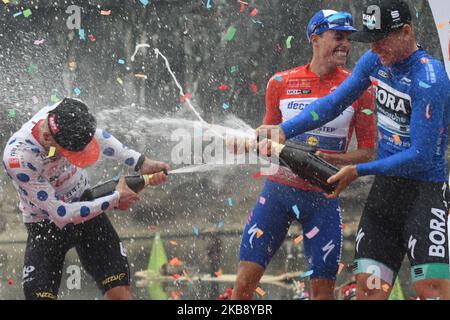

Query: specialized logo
[356,228,365,252]
[408,236,417,259]
[428,208,447,258]
[120,242,127,257]
[374,86,410,115]
[102,273,126,286]
[363,4,381,30]
[322,240,335,262]
[248,223,260,249]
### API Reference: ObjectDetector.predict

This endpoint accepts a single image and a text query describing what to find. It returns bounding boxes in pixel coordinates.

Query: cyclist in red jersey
[231,10,376,300]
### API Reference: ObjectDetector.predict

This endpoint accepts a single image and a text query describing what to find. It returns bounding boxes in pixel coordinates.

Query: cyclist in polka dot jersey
[3,98,169,300]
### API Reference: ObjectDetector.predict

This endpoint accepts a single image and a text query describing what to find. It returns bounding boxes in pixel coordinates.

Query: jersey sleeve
[353,86,376,149]
[3,156,120,229]
[263,74,283,125]
[356,62,449,177]
[95,129,142,169]
[280,50,376,139]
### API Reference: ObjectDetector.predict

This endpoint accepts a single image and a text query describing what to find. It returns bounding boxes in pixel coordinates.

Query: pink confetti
[180,93,191,103]
[259,196,266,205]
[218,84,230,91]
[250,8,258,16]
[250,83,258,93]
[34,39,45,45]
[31,96,39,104]
[305,226,320,239]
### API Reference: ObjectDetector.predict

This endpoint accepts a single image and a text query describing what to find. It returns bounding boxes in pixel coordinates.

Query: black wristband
[134,154,146,172]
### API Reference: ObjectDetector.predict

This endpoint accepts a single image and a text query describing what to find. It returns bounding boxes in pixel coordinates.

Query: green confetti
[310,111,319,121]
[362,109,373,115]
[51,95,60,103]
[230,65,238,74]
[7,109,16,118]
[286,36,293,49]
[23,9,32,17]
[226,26,237,41]
[27,64,38,74]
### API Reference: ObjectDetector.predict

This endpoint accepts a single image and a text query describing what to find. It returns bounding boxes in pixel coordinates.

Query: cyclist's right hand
[115,176,140,210]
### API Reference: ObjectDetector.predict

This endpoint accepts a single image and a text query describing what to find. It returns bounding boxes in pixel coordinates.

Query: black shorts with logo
[22,213,130,300]
[353,175,450,284]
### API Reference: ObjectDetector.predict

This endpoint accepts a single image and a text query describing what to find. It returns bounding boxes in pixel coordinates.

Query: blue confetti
[193,226,200,236]
[228,197,233,206]
[13,12,23,17]
[251,19,264,27]
[217,221,224,228]
[292,205,300,219]
[206,0,212,9]
[274,76,283,82]
[419,81,431,89]
[222,103,230,110]
[139,0,149,7]
[118,59,125,65]
[300,270,314,278]
[74,87,81,96]
[79,28,86,40]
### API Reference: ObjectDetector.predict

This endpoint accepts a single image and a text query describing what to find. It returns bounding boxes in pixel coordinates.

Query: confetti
[218,84,230,91]
[47,146,56,158]
[251,19,263,26]
[338,263,345,275]
[259,196,266,205]
[300,270,314,278]
[252,172,263,180]
[214,268,223,277]
[23,9,32,17]
[392,134,401,145]
[419,81,431,89]
[217,221,224,228]
[250,83,258,94]
[226,26,237,41]
[74,88,81,96]
[117,78,123,85]
[79,28,86,41]
[100,10,111,16]
[32,96,39,104]
[425,103,431,120]
[250,8,258,16]
[7,109,16,118]
[172,273,181,280]
[206,0,212,10]
[305,226,320,239]
[169,257,182,267]
[228,197,233,206]
[256,229,264,238]
[118,59,126,65]
[286,36,293,49]
[292,205,300,219]
[294,235,303,245]
[2,0,10,4]
[170,290,182,299]
[382,284,390,292]
[274,75,283,82]
[183,269,193,283]
[193,226,200,236]
[169,240,178,246]
[134,74,147,79]
[13,12,22,17]
[255,287,266,297]
[310,111,319,121]
[239,3,245,13]
[342,223,347,231]
[51,95,60,103]
[222,103,230,110]
[180,93,191,103]
[230,65,238,74]
[362,109,373,115]
[7,279,13,286]
[88,35,96,42]
[436,22,446,29]
[140,0,149,6]
[27,64,38,74]
[34,39,45,45]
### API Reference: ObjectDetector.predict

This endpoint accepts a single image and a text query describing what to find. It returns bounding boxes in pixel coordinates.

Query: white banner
[428,0,450,78]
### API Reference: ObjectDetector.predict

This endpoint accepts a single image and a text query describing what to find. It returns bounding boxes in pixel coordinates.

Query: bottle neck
[142,174,153,186]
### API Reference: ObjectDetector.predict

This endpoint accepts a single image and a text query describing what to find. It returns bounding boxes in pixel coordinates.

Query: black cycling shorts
[353,176,450,285]
[22,214,130,300]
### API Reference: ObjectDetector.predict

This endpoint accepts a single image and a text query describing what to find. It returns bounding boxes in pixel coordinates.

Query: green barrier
[147,233,169,300]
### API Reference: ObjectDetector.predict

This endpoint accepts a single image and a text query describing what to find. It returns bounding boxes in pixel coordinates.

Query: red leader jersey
[264,64,376,191]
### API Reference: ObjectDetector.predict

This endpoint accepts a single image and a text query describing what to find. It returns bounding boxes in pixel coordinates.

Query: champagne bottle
[80,175,153,201]
[270,140,339,193]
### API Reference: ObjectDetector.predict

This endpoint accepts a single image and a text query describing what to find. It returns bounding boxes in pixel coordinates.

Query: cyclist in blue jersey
[257,0,450,299]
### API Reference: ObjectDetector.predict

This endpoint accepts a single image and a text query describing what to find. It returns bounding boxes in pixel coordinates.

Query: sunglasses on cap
[311,12,355,36]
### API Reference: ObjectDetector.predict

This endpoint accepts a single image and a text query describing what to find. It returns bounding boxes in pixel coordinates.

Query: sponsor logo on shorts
[356,228,365,253]
[102,273,126,286]
[35,291,57,299]
[119,242,127,257]
[408,236,417,259]
[428,208,447,258]
[322,240,335,262]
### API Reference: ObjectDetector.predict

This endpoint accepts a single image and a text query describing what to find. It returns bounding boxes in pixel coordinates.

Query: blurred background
[0,0,447,299]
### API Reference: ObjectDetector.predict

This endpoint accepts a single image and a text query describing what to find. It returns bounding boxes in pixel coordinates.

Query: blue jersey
[280,49,450,182]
